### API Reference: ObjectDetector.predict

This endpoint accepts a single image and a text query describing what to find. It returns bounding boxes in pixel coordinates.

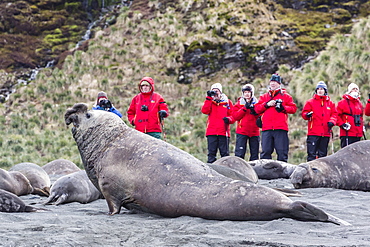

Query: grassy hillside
[1,0,369,169]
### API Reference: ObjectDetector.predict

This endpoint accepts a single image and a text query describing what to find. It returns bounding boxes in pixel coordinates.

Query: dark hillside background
[0,0,370,168]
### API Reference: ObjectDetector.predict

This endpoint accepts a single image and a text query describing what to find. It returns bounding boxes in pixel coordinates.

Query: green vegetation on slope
[1,0,370,169]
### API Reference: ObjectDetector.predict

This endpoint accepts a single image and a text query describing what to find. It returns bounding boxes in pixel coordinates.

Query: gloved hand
[158,110,167,119]
[266,100,275,107]
[368,93,370,100]
[207,90,215,97]
[223,117,230,124]
[275,104,284,112]
[328,122,334,129]
[244,101,251,109]
[342,123,351,131]
[306,111,313,118]
[131,120,135,126]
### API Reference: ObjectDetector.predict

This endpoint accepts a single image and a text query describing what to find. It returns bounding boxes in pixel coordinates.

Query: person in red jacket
[127,77,169,139]
[301,81,337,161]
[232,83,260,161]
[336,83,368,148]
[254,74,297,162]
[201,83,234,163]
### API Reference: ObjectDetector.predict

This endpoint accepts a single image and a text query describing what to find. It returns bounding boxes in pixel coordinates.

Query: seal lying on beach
[64,103,349,225]
[9,163,51,196]
[0,189,40,212]
[209,156,258,183]
[291,140,370,191]
[248,159,297,179]
[42,159,81,184]
[0,168,33,196]
[44,170,103,205]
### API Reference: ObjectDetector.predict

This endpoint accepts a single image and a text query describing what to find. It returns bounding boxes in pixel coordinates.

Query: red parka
[301,94,337,137]
[365,99,370,116]
[254,89,297,131]
[127,77,169,133]
[201,95,234,137]
[336,94,364,137]
[232,97,260,137]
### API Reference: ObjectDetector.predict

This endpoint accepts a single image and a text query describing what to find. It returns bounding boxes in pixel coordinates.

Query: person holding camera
[254,74,297,162]
[301,81,337,161]
[201,83,235,163]
[232,84,260,161]
[336,83,368,148]
[92,91,123,117]
[127,77,169,139]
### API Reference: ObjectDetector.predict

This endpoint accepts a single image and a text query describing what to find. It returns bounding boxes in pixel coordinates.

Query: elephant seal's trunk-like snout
[65,103,88,126]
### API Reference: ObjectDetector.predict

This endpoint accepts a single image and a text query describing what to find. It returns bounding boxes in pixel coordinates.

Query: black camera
[275,99,283,108]
[141,105,149,111]
[354,114,361,126]
[210,90,216,96]
[99,99,112,109]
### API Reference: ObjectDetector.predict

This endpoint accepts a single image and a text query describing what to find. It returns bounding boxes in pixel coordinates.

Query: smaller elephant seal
[291,140,370,191]
[0,168,33,196]
[209,156,258,183]
[42,159,81,184]
[248,159,297,179]
[44,170,103,205]
[9,163,51,196]
[0,189,41,212]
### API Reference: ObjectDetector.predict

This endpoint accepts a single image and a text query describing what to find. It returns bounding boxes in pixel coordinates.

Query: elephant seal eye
[312,167,319,173]
[86,113,91,119]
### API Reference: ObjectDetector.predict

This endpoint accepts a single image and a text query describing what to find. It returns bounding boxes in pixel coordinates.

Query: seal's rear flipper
[287,201,351,225]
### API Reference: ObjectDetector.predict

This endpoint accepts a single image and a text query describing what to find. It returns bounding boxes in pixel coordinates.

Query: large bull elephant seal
[0,168,33,196]
[44,170,103,205]
[9,163,51,196]
[291,140,370,191]
[248,159,297,179]
[64,103,349,225]
[209,156,258,183]
[42,159,81,184]
[0,189,40,212]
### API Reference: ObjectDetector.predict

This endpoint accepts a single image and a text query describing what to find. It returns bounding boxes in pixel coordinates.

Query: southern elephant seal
[209,156,258,183]
[291,140,370,191]
[0,189,41,212]
[42,159,81,184]
[0,168,33,196]
[64,103,349,225]
[44,170,103,205]
[248,159,297,179]
[9,162,51,196]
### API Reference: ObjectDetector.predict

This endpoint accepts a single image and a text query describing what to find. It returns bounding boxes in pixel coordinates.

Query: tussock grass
[1,1,370,168]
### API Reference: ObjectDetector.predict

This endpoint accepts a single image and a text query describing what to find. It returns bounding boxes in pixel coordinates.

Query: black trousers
[235,134,260,161]
[206,135,230,163]
[306,135,330,161]
[261,130,289,162]
[340,136,361,148]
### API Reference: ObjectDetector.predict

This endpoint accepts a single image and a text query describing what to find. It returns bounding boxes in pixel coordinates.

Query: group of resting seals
[2,102,367,226]
[0,159,102,212]
[63,103,355,225]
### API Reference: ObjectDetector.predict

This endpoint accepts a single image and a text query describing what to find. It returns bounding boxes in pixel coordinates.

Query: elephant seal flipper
[65,103,348,224]
[287,201,351,226]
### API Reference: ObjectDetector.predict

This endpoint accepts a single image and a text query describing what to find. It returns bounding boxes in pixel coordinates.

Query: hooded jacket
[336,94,364,137]
[232,84,260,137]
[127,77,169,133]
[201,93,234,137]
[301,94,337,137]
[254,88,297,131]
